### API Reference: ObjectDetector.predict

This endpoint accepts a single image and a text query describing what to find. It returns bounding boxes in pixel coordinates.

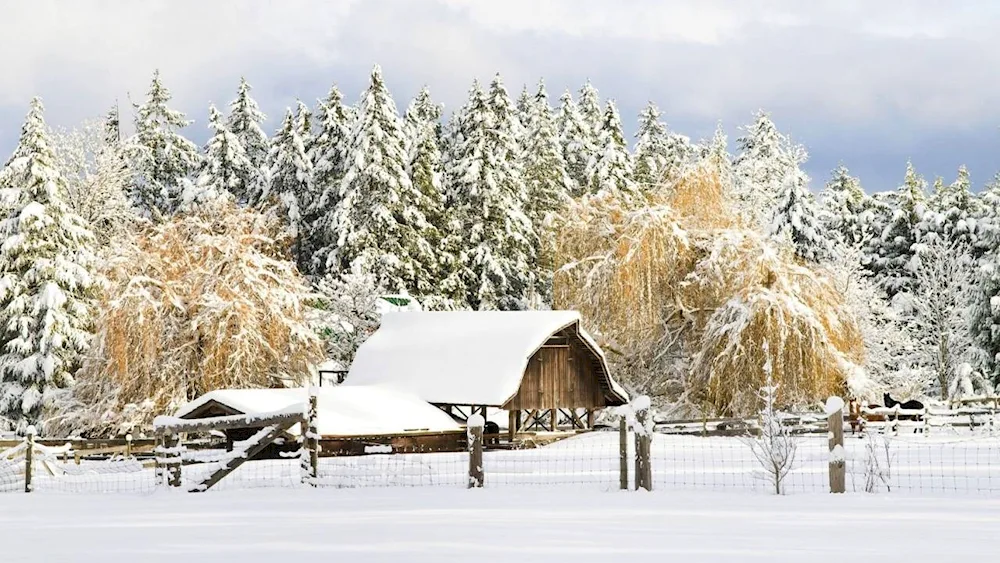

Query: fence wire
[2,420,999,496]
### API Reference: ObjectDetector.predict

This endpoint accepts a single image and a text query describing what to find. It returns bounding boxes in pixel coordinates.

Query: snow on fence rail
[3,397,1000,496]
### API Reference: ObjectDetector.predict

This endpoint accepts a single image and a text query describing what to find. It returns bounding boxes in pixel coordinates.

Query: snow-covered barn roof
[174,386,461,437]
[345,310,628,407]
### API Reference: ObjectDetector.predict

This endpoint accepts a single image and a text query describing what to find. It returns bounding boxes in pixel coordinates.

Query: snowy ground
[1,487,998,562]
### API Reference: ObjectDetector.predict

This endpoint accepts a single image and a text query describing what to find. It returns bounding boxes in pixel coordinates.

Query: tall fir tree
[733,110,795,229]
[444,77,536,310]
[328,65,435,296]
[257,105,313,271]
[586,100,638,200]
[635,102,680,191]
[308,84,354,274]
[555,91,593,195]
[873,161,927,296]
[126,70,201,218]
[182,105,247,210]
[521,80,573,305]
[769,165,830,263]
[820,165,869,249]
[0,98,95,430]
[225,77,269,205]
[577,80,603,135]
[923,165,983,251]
[403,87,464,307]
[700,123,733,190]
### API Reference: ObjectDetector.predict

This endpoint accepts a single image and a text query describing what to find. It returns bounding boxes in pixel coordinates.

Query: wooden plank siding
[503,331,606,411]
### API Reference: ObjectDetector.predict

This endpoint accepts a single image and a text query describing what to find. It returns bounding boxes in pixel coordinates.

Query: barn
[344,310,629,436]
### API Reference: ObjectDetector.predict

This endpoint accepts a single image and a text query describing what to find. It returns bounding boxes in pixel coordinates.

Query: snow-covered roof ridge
[345,310,628,407]
[174,386,461,437]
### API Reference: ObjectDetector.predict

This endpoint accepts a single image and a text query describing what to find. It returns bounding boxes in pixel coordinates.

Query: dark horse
[883,393,925,411]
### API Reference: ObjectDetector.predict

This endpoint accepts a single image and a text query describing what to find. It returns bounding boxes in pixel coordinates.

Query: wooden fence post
[634,408,652,491]
[827,397,846,494]
[305,390,319,486]
[164,433,182,488]
[24,426,35,493]
[619,417,628,490]
[125,433,133,459]
[467,415,484,488]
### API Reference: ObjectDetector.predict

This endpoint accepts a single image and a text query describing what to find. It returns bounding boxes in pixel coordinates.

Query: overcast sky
[1,0,998,191]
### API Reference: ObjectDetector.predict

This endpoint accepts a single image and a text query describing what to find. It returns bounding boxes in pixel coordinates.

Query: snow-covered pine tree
[733,110,795,229]
[225,77,269,205]
[586,100,639,200]
[126,70,201,218]
[307,85,355,275]
[0,98,95,431]
[555,91,593,196]
[873,162,927,296]
[329,65,435,296]
[521,80,573,306]
[256,104,313,271]
[699,123,734,191]
[444,77,536,310]
[577,80,603,136]
[769,160,830,263]
[921,166,982,251]
[182,105,246,211]
[820,165,869,249]
[633,101,691,189]
[403,86,464,308]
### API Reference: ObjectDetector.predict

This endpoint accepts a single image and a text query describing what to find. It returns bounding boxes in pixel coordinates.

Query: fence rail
[4,398,1000,496]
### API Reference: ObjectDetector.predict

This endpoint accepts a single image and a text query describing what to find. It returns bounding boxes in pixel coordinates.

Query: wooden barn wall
[503,337,605,410]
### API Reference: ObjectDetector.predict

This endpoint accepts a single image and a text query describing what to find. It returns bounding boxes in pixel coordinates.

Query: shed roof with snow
[344,311,628,410]
[174,386,461,437]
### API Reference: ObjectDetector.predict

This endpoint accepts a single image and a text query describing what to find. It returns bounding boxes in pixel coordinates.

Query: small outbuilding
[174,386,464,454]
[345,310,629,434]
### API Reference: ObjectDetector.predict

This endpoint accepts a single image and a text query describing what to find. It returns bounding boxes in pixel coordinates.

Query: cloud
[0,0,997,191]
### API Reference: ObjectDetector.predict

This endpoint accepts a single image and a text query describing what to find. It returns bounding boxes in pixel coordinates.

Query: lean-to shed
[345,311,628,432]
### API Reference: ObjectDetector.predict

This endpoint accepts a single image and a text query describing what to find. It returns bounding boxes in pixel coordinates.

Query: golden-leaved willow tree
[51,203,323,437]
[553,167,863,417]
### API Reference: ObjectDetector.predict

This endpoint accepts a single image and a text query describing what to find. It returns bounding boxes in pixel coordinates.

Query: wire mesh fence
[2,415,1000,496]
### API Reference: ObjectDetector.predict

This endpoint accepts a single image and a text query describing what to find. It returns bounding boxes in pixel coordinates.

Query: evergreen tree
[521,80,573,305]
[577,80,603,135]
[633,101,690,189]
[586,100,638,199]
[873,161,927,296]
[0,98,95,430]
[820,165,868,249]
[444,77,536,310]
[182,105,246,211]
[922,166,983,250]
[329,65,435,296]
[700,123,733,189]
[126,70,201,218]
[769,165,830,263]
[308,85,354,275]
[257,104,313,269]
[733,110,795,229]
[403,86,463,307]
[555,91,593,195]
[225,77,268,204]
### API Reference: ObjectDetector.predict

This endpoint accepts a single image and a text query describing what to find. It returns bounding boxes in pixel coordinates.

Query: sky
[0,0,998,192]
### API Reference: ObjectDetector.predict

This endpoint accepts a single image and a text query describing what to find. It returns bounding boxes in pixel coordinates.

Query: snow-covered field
[1,487,998,562]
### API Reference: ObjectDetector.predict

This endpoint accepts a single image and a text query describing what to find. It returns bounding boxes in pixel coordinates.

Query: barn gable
[344,311,628,409]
